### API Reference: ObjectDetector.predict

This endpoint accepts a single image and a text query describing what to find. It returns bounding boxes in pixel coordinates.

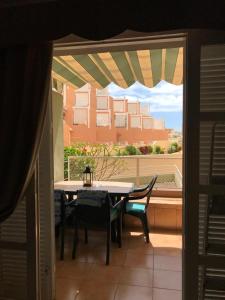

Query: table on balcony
[54,180,134,243]
[54,180,134,199]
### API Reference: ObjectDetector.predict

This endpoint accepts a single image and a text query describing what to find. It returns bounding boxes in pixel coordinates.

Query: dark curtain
[0,43,53,222]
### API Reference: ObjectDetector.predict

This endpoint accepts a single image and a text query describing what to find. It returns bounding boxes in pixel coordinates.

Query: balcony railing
[66,154,182,189]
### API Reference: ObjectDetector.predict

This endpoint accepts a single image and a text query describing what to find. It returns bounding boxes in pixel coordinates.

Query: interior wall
[52,90,64,181]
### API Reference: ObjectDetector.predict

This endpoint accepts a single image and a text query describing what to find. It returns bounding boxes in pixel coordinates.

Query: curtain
[0,43,53,222]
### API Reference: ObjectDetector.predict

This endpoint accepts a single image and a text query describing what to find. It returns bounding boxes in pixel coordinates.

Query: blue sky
[107,80,183,131]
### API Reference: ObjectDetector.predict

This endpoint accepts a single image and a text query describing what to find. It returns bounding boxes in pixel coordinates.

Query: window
[128,103,138,114]
[113,100,125,112]
[142,117,153,129]
[140,104,150,116]
[96,96,108,110]
[75,92,89,107]
[73,108,88,125]
[96,113,110,127]
[130,116,141,128]
[115,114,127,128]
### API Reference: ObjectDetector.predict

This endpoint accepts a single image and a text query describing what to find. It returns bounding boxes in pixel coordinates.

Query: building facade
[63,83,170,146]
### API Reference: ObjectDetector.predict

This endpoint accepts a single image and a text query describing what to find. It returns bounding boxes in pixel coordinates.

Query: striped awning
[52,47,183,89]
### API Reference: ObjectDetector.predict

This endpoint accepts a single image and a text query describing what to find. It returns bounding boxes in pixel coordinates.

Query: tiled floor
[56,228,182,300]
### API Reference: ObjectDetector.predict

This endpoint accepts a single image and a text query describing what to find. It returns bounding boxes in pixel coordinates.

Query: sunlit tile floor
[56,228,182,300]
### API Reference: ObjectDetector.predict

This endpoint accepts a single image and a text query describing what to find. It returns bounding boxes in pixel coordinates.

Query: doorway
[52,31,185,300]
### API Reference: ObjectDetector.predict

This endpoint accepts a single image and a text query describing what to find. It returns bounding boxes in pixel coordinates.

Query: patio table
[54,180,134,198]
[54,180,134,243]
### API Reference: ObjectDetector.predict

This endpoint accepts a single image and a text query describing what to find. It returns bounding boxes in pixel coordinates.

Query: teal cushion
[126,202,145,213]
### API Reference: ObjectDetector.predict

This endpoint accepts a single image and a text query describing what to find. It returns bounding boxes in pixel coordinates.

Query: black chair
[123,175,158,243]
[54,189,76,260]
[72,190,123,265]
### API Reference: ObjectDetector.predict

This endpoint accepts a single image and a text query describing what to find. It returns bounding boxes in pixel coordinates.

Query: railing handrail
[67,154,182,159]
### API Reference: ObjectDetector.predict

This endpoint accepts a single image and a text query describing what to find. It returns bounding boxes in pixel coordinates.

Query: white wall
[52,90,64,181]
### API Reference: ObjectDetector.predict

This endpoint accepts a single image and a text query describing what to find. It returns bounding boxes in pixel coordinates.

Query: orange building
[63,83,169,146]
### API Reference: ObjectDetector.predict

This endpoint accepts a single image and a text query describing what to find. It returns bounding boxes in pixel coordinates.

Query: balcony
[56,153,183,299]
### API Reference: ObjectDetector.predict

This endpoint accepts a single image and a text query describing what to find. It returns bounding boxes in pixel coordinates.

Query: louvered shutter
[198,43,225,299]
[0,197,28,300]
[184,31,225,300]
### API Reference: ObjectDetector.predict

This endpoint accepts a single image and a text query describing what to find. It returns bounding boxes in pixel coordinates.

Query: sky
[107,80,183,131]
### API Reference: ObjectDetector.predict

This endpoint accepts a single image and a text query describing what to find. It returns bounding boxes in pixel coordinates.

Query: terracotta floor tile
[57,261,93,280]
[154,247,182,257]
[149,233,182,249]
[56,229,183,299]
[118,267,153,287]
[153,270,182,290]
[55,277,83,300]
[76,281,117,300]
[115,284,153,300]
[55,260,65,278]
[75,247,106,264]
[75,246,126,266]
[124,253,153,269]
[87,264,122,283]
[154,255,182,271]
[126,233,154,255]
[110,249,127,266]
[153,288,182,300]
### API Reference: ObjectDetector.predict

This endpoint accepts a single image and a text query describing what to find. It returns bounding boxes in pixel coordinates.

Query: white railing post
[136,157,140,186]
[68,156,70,181]
[174,164,182,188]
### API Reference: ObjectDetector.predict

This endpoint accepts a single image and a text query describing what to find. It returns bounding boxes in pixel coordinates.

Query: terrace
[54,152,183,299]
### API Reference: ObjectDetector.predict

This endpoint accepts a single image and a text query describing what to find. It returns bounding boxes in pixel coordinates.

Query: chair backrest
[54,189,67,226]
[126,175,158,208]
[75,190,111,225]
[145,175,158,207]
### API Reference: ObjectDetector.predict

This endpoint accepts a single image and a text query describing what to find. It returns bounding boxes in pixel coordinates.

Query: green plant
[125,145,139,155]
[153,145,162,154]
[64,143,127,181]
[167,142,181,154]
[148,145,153,154]
[121,149,129,156]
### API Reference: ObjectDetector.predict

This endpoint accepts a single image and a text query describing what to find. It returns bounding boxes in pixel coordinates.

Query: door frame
[53,28,186,297]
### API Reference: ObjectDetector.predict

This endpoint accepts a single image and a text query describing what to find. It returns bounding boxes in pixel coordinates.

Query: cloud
[107,80,183,112]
